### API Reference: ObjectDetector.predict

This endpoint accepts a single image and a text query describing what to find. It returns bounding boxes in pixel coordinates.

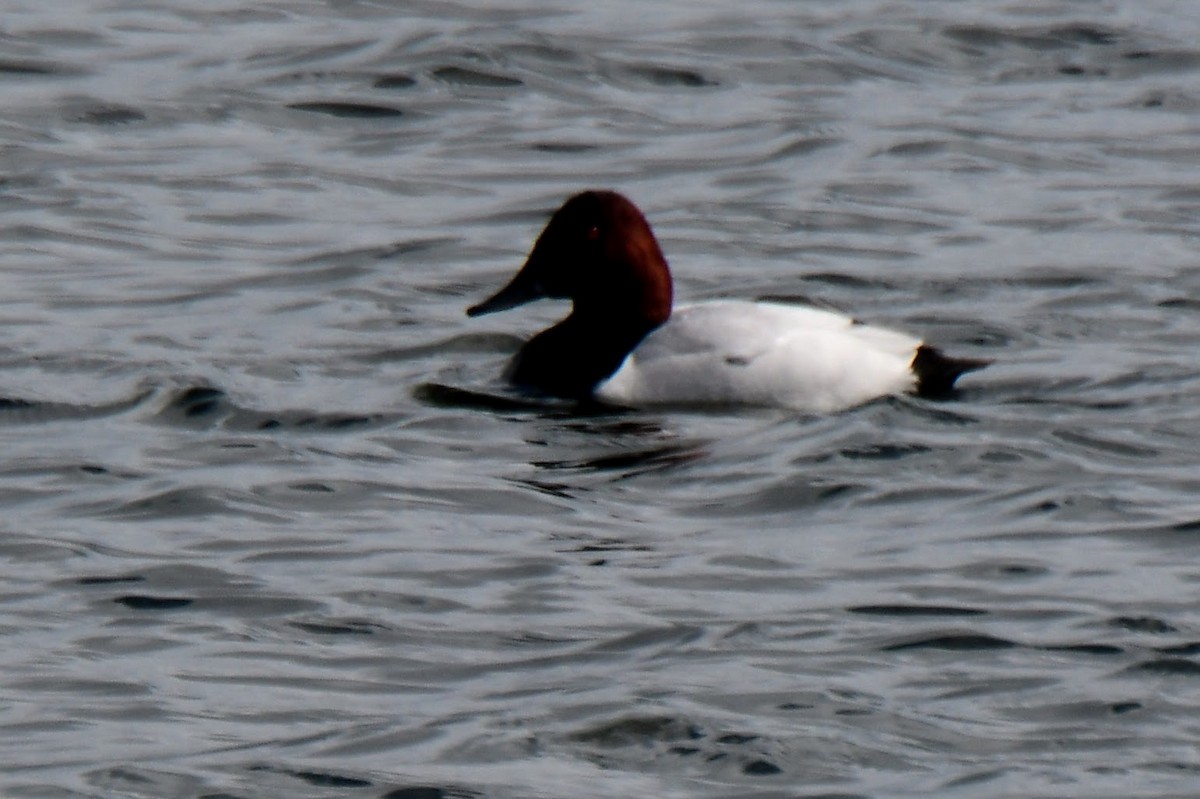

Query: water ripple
[2,1,1200,797]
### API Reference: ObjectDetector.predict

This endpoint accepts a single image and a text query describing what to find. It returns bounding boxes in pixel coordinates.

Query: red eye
[586,225,600,241]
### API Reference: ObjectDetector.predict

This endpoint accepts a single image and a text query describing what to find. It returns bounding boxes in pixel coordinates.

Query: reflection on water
[2,0,1200,797]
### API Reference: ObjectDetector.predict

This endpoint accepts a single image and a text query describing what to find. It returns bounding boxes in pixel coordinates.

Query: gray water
[2,1,1200,797]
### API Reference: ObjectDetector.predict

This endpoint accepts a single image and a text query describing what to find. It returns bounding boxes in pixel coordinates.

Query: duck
[467,190,988,414]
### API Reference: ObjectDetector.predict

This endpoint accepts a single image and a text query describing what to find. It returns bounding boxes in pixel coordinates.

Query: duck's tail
[911,345,991,398]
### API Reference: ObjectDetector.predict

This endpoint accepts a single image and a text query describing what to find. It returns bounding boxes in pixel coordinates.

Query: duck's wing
[597,301,920,413]
[639,301,919,359]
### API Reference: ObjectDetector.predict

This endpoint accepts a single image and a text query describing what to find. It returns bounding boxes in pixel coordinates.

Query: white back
[596,301,919,413]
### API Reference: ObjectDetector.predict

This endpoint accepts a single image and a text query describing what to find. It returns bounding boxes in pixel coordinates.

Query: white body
[595,300,920,413]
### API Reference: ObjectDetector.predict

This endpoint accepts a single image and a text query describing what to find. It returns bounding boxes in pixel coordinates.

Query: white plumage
[597,301,920,413]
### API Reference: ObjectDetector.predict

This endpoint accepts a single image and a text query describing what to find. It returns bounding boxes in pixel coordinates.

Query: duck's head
[467,190,673,326]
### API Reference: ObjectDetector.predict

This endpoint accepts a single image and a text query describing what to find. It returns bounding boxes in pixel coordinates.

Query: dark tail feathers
[911,345,990,398]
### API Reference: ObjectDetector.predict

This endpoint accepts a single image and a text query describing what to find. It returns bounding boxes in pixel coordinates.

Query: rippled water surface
[3,1,1200,797]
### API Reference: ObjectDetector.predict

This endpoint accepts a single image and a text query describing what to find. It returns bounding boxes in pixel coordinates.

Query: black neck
[507,311,660,398]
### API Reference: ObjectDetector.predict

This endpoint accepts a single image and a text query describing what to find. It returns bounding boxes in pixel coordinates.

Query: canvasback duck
[467,190,988,413]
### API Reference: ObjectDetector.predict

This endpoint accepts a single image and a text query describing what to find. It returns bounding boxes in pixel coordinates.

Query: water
[2,1,1200,796]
